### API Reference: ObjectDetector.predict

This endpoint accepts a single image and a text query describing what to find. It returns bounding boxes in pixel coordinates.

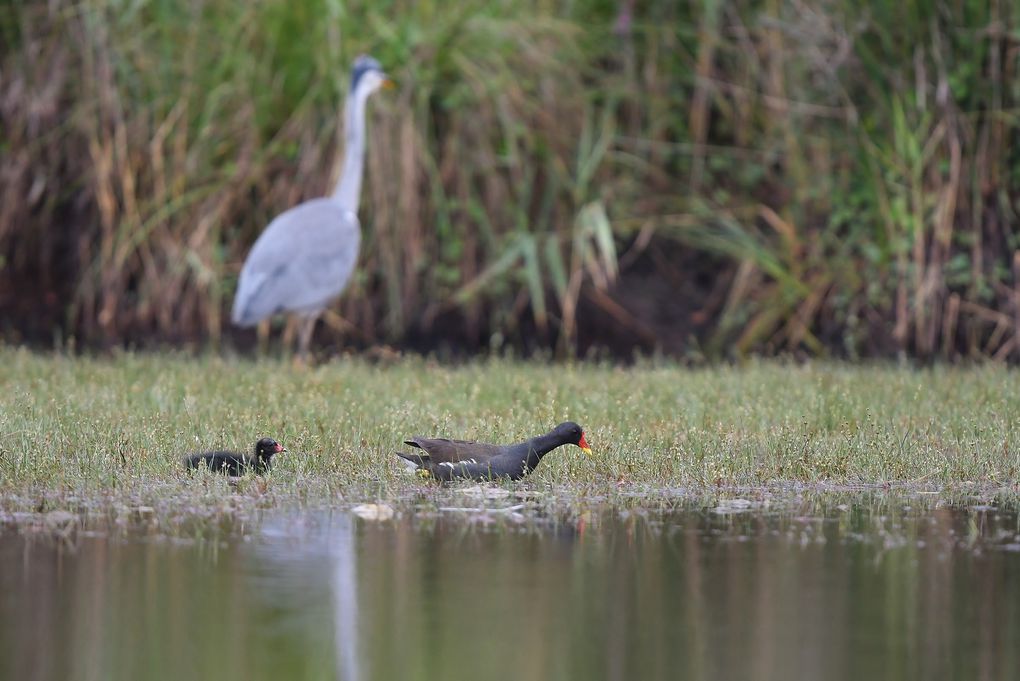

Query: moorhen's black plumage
[396,422,592,482]
[184,437,285,476]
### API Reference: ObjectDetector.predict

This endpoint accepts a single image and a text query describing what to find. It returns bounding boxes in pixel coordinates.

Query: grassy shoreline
[2,349,1019,527]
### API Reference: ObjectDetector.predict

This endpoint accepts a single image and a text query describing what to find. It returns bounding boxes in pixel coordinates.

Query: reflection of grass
[1,349,1018,521]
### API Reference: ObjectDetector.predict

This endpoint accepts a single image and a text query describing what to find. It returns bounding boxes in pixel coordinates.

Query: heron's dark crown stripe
[350,55,383,92]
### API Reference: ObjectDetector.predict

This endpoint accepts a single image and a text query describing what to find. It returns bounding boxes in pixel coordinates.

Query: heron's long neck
[331,91,368,212]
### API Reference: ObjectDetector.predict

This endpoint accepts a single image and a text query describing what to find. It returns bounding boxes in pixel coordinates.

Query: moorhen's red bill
[184,437,285,476]
[396,421,592,482]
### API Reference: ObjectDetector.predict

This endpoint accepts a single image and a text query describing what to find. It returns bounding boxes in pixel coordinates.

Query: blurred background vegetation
[1,0,1018,360]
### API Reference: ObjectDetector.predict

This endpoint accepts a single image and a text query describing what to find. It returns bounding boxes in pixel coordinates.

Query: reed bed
[1,1,1019,359]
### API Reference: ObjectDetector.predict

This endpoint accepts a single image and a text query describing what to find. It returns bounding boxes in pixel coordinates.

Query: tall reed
[1,0,1018,360]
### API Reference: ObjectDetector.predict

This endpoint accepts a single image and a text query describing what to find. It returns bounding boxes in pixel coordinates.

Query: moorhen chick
[396,421,592,482]
[185,437,285,476]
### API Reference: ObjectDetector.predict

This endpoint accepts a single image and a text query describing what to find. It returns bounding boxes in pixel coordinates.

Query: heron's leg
[256,319,271,356]
[296,314,319,365]
[281,316,299,358]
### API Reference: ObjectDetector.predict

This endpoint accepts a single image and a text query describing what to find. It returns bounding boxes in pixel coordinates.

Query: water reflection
[331,515,360,681]
[2,498,1020,681]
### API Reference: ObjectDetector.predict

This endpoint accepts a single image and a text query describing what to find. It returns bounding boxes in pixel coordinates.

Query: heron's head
[350,55,393,97]
[254,437,285,462]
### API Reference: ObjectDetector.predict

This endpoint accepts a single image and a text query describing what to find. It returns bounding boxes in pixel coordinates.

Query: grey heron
[231,55,391,359]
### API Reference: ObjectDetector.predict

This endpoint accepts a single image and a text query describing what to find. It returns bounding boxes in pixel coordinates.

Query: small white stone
[351,503,394,521]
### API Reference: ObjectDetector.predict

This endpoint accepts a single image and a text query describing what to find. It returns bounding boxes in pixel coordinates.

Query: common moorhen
[396,422,592,481]
[184,437,285,476]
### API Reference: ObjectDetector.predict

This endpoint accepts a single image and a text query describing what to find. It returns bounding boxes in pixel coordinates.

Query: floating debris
[351,504,395,521]
[438,504,526,514]
[45,510,77,528]
[712,498,755,514]
[454,486,512,500]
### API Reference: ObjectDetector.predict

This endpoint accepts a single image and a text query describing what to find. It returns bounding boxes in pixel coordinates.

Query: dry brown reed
[1,1,1018,360]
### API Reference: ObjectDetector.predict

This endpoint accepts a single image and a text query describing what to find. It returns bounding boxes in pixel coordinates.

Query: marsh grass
[1,349,1019,528]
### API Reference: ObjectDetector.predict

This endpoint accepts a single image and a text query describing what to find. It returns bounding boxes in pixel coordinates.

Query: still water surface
[2,497,1020,681]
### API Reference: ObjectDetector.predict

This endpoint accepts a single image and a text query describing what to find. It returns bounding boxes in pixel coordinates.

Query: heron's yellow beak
[578,432,592,457]
[382,78,396,90]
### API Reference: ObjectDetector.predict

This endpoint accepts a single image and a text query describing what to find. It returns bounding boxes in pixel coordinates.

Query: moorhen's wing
[403,437,507,465]
[430,454,531,482]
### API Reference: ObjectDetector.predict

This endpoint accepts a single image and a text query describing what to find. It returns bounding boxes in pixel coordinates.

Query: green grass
[1,349,1019,524]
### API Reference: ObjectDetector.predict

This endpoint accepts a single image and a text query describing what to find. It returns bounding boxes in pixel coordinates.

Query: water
[3,498,1020,681]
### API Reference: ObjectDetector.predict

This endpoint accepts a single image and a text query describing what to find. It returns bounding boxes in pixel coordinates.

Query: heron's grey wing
[232,198,361,326]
